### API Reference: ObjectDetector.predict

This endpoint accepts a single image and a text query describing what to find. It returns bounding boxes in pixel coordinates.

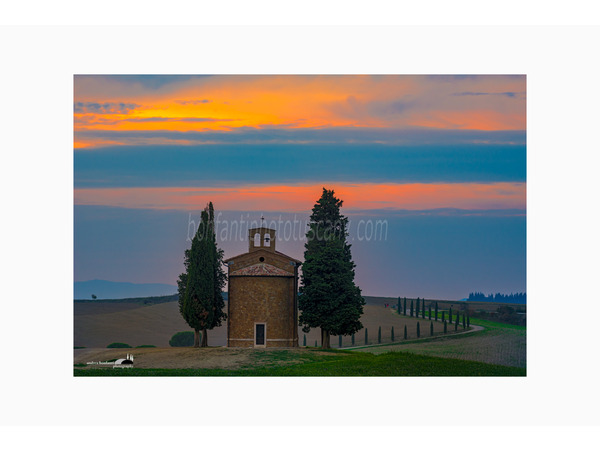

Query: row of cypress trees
[397,297,471,326]
[398,297,440,319]
[304,314,471,347]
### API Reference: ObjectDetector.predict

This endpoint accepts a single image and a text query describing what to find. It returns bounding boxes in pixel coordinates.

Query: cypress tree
[456,310,460,325]
[442,311,445,323]
[463,313,466,329]
[365,328,368,345]
[449,307,453,324]
[410,299,414,317]
[454,319,459,331]
[428,304,432,320]
[430,321,434,336]
[177,249,190,319]
[179,202,227,347]
[422,301,426,319]
[467,313,470,328]
[299,188,365,349]
[403,297,407,315]
[444,321,447,334]
[397,297,401,314]
[378,326,381,344]
[416,298,420,317]
[404,325,408,340]
[417,322,420,338]
[391,326,395,342]
[435,302,439,321]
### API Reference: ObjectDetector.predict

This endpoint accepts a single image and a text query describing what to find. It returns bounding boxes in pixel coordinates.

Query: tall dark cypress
[179,202,227,347]
[299,188,364,349]
[207,202,227,345]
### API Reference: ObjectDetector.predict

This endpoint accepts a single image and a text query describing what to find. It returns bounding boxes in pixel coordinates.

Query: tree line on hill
[470,305,526,326]
[468,292,526,304]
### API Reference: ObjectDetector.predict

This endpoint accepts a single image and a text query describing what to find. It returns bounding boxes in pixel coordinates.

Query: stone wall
[226,228,300,348]
[228,276,298,347]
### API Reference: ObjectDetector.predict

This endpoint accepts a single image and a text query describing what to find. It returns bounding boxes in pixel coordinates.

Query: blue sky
[74,75,526,299]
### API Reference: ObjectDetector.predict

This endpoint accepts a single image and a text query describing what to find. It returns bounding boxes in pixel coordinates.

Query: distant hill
[467,292,526,305]
[74,279,177,300]
[467,297,526,305]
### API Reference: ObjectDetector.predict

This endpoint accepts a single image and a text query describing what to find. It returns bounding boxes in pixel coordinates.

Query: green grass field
[74,348,525,376]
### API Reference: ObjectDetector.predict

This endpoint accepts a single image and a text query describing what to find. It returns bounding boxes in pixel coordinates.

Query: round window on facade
[259,257,265,262]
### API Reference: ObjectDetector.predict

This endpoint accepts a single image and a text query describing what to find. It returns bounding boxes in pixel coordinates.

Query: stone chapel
[224,227,301,348]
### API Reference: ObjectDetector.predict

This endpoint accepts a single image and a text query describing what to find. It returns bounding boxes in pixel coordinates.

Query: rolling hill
[74,279,177,300]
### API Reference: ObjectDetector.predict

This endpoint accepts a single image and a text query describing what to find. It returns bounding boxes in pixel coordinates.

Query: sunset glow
[74,182,526,211]
[74,75,526,149]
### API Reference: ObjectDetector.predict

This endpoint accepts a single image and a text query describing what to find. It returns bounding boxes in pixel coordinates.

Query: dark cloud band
[74,141,526,188]
[74,102,140,114]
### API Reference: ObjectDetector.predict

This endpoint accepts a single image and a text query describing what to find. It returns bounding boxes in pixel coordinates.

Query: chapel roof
[230,263,294,277]
[224,248,302,264]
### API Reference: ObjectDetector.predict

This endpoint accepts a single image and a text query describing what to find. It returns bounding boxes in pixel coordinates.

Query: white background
[1,1,599,447]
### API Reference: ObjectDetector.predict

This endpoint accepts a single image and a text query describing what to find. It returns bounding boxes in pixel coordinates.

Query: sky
[74,75,526,299]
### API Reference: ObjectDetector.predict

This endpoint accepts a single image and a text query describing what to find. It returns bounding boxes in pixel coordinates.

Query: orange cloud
[74,182,526,211]
[407,110,525,131]
[74,75,526,148]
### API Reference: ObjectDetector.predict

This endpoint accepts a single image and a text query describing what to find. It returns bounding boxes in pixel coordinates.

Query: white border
[1,24,599,433]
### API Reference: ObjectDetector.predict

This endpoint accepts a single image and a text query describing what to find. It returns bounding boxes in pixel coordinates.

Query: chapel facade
[225,227,301,348]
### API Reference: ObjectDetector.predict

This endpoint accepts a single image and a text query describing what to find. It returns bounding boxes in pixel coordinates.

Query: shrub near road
[169,331,195,347]
[107,342,131,348]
